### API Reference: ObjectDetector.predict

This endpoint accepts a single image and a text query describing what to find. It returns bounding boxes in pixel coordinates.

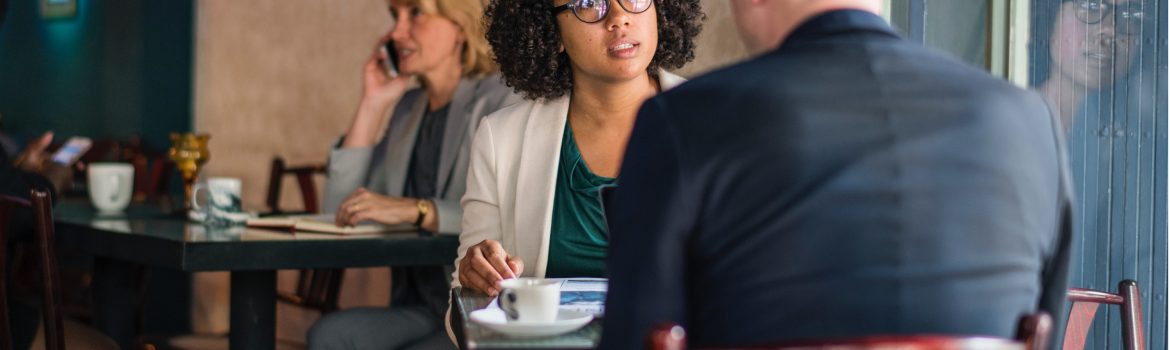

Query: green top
[545,122,616,278]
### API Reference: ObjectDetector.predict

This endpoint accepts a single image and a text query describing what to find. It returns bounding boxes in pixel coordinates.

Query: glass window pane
[1029,0,1166,348]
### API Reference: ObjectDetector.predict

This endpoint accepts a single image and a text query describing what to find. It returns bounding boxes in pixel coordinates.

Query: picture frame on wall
[41,0,76,19]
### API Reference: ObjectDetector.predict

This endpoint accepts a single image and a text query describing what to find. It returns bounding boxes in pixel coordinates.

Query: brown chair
[1,191,64,350]
[130,152,174,205]
[265,156,344,314]
[1064,280,1144,350]
[647,313,1052,350]
[266,157,326,215]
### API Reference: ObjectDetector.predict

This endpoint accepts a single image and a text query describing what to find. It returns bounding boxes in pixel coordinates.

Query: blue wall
[0,0,193,152]
[0,0,195,336]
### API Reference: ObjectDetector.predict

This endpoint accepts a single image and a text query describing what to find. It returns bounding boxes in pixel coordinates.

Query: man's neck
[761,0,882,53]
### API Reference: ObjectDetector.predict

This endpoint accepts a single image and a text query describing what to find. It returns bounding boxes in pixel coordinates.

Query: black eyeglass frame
[550,0,653,24]
[1073,0,1147,35]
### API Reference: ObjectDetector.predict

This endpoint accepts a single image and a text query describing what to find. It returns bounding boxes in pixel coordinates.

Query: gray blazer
[324,74,522,234]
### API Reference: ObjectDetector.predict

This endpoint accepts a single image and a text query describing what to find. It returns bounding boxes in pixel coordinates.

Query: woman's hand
[13,132,73,192]
[13,132,53,173]
[459,239,524,296]
[343,35,415,149]
[359,34,413,113]
[334,188,419,227]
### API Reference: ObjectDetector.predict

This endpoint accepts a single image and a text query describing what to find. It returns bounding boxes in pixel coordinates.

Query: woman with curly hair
[452,0,703,296]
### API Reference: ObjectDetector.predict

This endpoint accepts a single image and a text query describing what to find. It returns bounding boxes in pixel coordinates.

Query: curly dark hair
[485,0,704,100]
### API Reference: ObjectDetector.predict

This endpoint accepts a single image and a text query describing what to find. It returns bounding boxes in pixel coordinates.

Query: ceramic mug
[497,278,560,323]
[191,177,243,225]
[87,163,134,214]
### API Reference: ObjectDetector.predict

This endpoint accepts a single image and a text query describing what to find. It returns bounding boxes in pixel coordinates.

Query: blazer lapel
[384,92,428,196]
[514,97,569,278]
[436,78,478,197]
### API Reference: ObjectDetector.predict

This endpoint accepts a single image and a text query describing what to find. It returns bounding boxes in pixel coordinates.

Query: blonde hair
[392,0,496,77]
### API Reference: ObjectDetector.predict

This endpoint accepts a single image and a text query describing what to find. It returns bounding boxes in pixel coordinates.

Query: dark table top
[452,287,601,349]
[53,200,460,271]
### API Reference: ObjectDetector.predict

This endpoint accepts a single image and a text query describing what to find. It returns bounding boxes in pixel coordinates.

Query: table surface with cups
[54,198,461,350]
[454,286,602,349]
[53,199,459,270]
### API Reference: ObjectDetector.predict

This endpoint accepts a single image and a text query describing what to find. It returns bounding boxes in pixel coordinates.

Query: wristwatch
[415,199,429,227]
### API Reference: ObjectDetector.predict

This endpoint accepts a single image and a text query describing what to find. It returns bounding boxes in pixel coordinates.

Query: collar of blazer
[778,10,899,51]
[512,69,687,278]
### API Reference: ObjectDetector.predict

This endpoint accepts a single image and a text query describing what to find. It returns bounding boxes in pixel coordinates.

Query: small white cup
[498,278,560,323]
[87,163,134,214]
[192,177,243,224]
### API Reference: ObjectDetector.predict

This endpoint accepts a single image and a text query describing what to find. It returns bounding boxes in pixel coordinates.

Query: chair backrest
[646,313,1051,350]
[1064,280,1144,350]
[130,152,173,204]
[1017,312,1053,350]
[0,190,64,350]
[264,156,341,313]
[648,324,687,350]
[265,157,326,214]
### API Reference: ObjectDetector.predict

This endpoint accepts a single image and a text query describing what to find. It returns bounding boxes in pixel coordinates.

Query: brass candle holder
[168,133,210,212]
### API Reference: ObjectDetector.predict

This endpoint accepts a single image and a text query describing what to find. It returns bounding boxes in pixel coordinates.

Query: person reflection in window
[1037,0,1144,132]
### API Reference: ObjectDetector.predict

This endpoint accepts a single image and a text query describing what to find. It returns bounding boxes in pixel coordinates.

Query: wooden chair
[265,156,343,314]
[130,152,174,205]
[1064,280,1144,350]
[647,312,1052,350]
[266,157,326,215]
[1,191,64,350]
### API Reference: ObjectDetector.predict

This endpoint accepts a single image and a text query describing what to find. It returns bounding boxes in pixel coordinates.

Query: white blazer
[452,72,686,285]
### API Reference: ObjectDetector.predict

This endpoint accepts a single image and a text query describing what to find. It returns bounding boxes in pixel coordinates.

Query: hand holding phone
[51,137,92,166]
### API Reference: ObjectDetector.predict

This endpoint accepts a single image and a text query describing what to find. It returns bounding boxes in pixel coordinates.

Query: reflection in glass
[1034,0,1144,131]
[1028,0,1162,347]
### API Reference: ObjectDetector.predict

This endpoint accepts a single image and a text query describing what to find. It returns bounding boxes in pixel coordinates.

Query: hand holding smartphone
[51,137,92,166]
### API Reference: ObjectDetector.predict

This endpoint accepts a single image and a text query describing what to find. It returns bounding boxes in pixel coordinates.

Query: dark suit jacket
[601,10,1073,349]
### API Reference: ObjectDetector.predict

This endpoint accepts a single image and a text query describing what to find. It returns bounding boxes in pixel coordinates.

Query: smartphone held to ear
[380,41,400,77]
[51,136,92,166]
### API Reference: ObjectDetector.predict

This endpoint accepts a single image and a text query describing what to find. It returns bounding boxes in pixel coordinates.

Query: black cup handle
[497,289,519,321]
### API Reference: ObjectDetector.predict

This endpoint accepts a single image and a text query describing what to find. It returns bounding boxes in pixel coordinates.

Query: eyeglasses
[1074,0,1146,35]
[550,0,653,24]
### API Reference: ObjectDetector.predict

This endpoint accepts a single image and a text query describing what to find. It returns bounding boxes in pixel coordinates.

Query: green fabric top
[545,122,616,278]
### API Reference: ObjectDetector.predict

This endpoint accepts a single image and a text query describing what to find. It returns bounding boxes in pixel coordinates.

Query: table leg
[92,257,147,350]
[229,270,276,350]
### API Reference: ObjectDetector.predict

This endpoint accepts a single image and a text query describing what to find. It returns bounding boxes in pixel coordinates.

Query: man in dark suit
[601,0,1072,348]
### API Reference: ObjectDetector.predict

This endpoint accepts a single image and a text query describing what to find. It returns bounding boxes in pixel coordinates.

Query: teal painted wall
[0,0,193,152]
[0,0,194,337]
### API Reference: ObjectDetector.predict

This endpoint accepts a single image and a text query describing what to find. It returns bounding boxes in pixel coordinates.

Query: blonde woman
[310,0,520,348]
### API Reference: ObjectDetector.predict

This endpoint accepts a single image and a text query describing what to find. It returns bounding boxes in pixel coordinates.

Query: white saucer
[469,308,593,337]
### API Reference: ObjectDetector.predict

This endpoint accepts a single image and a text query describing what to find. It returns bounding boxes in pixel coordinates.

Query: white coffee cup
[87,163,134,214]
[191,177,243,224]
[497,278,560,323]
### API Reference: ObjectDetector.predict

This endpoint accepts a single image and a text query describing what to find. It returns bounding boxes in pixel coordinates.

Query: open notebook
[246,214,416,235]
